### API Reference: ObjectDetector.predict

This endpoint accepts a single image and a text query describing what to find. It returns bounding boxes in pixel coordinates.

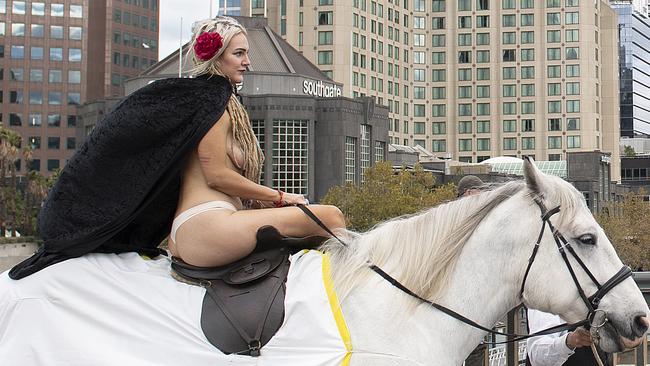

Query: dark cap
[457,175,484,197]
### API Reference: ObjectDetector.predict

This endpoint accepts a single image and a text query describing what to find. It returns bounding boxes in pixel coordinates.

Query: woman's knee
[319,205,345,229]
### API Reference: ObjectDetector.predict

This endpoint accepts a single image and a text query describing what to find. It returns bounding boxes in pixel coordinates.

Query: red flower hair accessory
[194,32,223,61]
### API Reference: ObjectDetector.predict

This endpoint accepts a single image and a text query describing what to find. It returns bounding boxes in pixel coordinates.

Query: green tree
[623,145,636,158]
[597,189,650,270]
[322,162,456,231]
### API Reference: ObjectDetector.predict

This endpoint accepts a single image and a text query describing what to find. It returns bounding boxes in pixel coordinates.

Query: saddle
[171,225,327,356]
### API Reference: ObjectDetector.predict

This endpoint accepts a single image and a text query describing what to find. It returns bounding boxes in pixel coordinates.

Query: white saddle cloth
[0,251,352,366]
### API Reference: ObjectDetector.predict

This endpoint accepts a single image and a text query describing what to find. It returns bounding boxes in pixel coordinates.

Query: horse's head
[519,157,648,352]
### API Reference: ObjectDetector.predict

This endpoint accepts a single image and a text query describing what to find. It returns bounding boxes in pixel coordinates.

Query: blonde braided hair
[188,17,264,183]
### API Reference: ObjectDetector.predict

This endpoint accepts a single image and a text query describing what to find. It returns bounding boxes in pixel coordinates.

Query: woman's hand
[280,192,308,206]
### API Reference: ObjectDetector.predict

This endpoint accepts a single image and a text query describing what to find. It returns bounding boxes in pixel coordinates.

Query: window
[318,51,333,64]
[432,0,445,12]
[566,65,580,77]
[432,122,446,134]
[503,67,516,80]
[413,51,425,64]
[477,120,490,133]
[29,136,41,149]
[566,0,579,6]
[566,29,579,42]
[476,15,489,27]
[521,49,534,61]
[30,69,43,82]
[12,0,25,14]
[29,47,44,60]
[502,32,516,44]
[70,4,83,18]
[548,83,561,96]
[502,15,516,27]
[0,22,4,36]
[548,118,561,131]
[548,101,561,113]
[458,50,471,63]
[547,30,561,43]
[458,34,472,46]
[431,52,445,64]
[69,48,82,62]
[567,136,581,149]
[414,69,425,81]
[503,102,516,115]
[477,103,490,115]
[48,137,60,150]
[48,92,62,105]
[67,137,76,150]
[459,0,471,11]
[548,65,561,78]
[476,68,490,80]
[503,85,516,97]
[547,48,561,60]
[459,86,472,98]
[476,33,490,45]
[50,25,63,39]
[477,138,490,151]
[521,31,534,44]
[67,115,77,127]
[477,86,490,98]
[50,48,63,61]
[32,2,44,15]
[414,104,426,117]
[432,17,445,29]
[9,113,23,126]
[459,16,472,28]
[566,47,579,60]
[503,0,516,8]
[48,114,61,127]
[432,140,446,152]
[566,100,580,113]
[30,24,44,38]
[567,118,580,130]
[432,69,446,81]
[547,0,560,6]
[503,49,515,62]
[547,13,560,25]
[29,91,43,104]
[49,70,62,83]
[11,45,25,59]
[414,16,425,29]
[503,120,516,132]
[566,12,579,24]
[522,119,535,132]
[68,93,80,105]
[12,23,25,36]
[318,11,333,25]
[51,3,64,17]
[521,84,535,96]
[477,0,489,10]
[432,34,445,47]
[10,90,24,104]
[458,68,472,81]
[522,137,535,150]
[476,50,490,63]
[0,0,5,14]
[503,138,517,150]
[459,139,472,151]
[521,66,534,79]
[432,87,445,99]
[431,104,446,117]
[70,27,82,40]
[521,14,534,26]
[459,104,472,116]
[547,136,562,148]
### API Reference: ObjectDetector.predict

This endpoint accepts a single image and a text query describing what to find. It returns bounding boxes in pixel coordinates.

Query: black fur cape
[9,75,232,279]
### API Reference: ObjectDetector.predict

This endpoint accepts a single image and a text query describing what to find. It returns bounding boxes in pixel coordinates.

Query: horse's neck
[341,236,522,365]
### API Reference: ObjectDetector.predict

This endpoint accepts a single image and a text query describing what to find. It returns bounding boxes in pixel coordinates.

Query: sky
[158,1,220,60]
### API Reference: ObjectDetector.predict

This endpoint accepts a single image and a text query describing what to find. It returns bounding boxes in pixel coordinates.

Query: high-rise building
[610,1,650,137]
[0,0,159,175]
[243,0,622,181]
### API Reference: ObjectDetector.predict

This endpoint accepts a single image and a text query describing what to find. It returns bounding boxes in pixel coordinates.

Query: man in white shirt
[527,309,611,366]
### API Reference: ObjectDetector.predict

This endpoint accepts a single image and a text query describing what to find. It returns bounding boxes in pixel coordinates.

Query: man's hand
[566,328,593,349]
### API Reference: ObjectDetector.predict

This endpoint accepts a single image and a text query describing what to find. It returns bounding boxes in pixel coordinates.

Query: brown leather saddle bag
[171,225,326,356]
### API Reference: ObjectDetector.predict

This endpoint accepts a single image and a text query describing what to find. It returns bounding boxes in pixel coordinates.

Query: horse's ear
[523,156,545,196]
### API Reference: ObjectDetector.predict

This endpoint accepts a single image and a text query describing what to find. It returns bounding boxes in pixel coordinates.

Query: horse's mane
[322,175,586,304]
[322,180,527,303]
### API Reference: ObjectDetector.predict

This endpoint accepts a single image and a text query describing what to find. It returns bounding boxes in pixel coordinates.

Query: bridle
[297,192,633,345]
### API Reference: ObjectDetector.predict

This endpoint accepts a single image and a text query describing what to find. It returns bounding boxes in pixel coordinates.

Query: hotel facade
[243,0,622,180]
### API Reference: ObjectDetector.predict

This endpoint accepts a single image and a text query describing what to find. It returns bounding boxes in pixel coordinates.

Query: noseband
[520,197,633,331]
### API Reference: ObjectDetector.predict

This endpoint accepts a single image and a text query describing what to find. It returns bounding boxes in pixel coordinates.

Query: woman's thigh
[176,205,344,267]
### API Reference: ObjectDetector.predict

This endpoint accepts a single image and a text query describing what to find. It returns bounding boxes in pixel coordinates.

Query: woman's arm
[197,112,281,202]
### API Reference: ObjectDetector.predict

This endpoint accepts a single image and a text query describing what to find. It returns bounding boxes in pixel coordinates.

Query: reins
[296,199,632,346]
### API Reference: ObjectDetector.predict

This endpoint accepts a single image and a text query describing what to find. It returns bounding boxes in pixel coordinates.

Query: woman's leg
[177,204,345,267]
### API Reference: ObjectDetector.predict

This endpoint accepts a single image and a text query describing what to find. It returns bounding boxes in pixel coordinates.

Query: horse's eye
[578,234,596,246]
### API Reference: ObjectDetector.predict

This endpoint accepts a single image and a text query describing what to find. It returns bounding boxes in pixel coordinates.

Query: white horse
[0,158,647,365]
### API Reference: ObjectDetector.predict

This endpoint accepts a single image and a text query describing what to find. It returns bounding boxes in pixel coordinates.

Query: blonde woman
[168,17,345,267]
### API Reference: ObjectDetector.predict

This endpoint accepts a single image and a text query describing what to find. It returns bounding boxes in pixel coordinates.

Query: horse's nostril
[633,315,649,337]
